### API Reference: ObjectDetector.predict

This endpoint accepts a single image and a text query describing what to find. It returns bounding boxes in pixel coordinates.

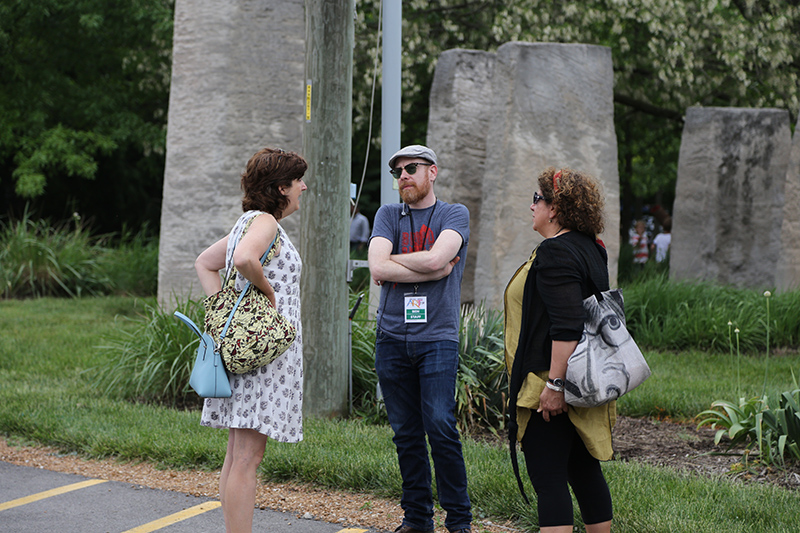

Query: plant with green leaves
[696,290,800,468]
[91,297,206,408]
[1,0,174,235]
[697,385,800,468]
[97,224,159,296]
[756,386,800,466]
[623,275,800,353]
[455,303,506,435]
[696,395,768,451]
[0,208,111,298]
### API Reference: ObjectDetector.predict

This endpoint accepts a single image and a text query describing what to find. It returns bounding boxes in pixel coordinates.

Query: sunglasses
[389,162,432,179]
[533,191,548,205]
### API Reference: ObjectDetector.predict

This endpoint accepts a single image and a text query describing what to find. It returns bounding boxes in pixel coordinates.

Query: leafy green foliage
[456,303,506,435]
[352,0,800,223]
[697,289,800,468]
[696,388,800,467]
[697,396,769,449]
[97,224,159,296]
[0,0,174,234]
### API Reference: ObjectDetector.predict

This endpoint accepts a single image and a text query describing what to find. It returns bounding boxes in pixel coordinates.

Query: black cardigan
[510,231,609,393]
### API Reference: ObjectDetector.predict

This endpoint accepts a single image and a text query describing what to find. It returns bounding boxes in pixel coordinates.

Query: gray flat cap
[388,145,437,168]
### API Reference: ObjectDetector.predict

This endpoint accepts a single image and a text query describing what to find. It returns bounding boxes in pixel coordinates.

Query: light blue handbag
[174,311,232,398]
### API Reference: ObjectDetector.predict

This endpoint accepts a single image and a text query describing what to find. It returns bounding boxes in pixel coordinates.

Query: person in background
[350,204,370,252]
[505,167,614,533]
[630,219,649,268]
[368,144,472,533]
[651,219,672,262]
[194,147,307,533]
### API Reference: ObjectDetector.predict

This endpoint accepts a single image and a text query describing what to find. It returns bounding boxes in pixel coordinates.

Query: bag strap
[508,427,531,504]
[218,232,278,343]
[507,271,533,505]
[173,311,204,339]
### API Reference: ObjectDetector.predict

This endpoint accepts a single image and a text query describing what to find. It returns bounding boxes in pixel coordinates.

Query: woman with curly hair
[504,167,614,533]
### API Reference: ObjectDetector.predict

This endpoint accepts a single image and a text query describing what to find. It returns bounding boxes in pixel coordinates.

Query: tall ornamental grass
[91,298,207,408]
[0,210,111,298]
[623,274,800,353]
[0,210,159,298]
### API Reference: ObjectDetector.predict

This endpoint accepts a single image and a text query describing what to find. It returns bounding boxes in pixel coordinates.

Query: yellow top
[503,249,616,461]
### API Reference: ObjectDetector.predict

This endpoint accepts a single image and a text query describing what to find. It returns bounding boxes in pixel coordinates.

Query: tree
[352,0,800,229]
[0,0,174,234]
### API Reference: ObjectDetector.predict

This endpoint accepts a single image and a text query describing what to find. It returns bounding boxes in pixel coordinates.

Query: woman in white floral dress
[195,147,307,533]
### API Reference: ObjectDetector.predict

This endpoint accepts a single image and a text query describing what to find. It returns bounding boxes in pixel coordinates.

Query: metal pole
[381,0,401,206]
[371,0,403,320]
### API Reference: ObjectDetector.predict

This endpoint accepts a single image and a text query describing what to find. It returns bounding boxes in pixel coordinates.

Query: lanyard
[407,200,437,252]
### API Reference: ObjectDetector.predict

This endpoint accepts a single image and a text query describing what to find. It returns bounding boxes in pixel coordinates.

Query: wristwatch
[546,378,565,392]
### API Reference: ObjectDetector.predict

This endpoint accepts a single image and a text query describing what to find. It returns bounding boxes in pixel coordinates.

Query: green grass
[619,350,800,420]
[2,296,800,532]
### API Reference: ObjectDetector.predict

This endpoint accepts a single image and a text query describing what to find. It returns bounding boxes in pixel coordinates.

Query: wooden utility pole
[301,0,354,417]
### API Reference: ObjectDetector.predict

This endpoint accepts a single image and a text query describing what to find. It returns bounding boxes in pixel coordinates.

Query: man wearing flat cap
[369,144,472,533]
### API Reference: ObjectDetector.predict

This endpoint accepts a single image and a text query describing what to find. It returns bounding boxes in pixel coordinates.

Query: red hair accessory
[553,170,562,192]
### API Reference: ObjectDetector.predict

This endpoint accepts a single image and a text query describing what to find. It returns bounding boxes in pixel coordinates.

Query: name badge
[404,294,427,323]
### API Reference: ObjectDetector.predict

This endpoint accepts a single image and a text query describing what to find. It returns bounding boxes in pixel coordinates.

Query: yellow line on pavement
[0,479,107,511]
[337,529,368,533]
[121,500,222,533]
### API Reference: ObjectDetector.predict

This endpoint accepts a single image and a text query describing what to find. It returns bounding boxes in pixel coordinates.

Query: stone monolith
[427,49,496,305]
[469,42,620,309]
[777,113,800,292]
[157,0,305,304]
[671,107,791,288]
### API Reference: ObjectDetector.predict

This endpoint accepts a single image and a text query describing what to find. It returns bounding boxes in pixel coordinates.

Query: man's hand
[372,255,459,286]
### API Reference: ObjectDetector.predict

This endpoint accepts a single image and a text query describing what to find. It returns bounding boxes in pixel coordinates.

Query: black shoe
[394,525,434,533]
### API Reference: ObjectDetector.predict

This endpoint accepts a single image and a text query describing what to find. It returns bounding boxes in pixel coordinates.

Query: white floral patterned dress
[201,210,303,443]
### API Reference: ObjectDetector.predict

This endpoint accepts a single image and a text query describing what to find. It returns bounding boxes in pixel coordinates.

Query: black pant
[521,411,613,527]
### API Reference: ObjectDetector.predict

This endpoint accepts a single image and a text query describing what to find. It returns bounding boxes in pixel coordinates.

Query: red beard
[399,177,432,205]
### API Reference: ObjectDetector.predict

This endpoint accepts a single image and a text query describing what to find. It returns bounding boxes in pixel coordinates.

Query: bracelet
[545,381,564,393]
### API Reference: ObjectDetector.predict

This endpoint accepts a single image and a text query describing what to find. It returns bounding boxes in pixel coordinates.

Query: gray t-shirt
[370,200,469,343]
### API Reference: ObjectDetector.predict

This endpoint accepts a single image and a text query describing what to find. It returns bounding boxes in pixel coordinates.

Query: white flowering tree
[353,0,799,223]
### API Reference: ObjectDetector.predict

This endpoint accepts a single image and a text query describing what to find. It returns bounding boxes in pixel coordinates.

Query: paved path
[1,461,376,533]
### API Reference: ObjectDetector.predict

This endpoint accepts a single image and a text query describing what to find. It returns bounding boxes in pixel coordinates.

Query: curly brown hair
[241,148,308,218]
[538,166,605,236]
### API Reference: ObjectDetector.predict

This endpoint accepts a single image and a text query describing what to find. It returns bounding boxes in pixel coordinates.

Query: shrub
[696,388,800,468]
[91,298,206,408]
[0,209,111,298]
[97,224,159,296]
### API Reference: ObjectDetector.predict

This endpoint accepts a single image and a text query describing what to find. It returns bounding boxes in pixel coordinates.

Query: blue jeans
[375,331,472,532]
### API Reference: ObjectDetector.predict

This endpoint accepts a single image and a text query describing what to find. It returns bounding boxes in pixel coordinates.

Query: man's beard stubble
[398,176,432,205]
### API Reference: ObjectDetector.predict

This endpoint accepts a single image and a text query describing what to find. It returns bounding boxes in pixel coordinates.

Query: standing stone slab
[158,0,305,304]
[471,42,619,309]
[427,49,496,305]
[671,107,791,288]
[777,113,800,292]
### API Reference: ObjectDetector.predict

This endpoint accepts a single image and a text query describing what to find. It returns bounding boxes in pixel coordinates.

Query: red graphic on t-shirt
[401,225,434,253]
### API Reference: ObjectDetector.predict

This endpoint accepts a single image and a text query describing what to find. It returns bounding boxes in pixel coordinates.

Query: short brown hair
[538,167,605,236]
[241,148,308,218]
